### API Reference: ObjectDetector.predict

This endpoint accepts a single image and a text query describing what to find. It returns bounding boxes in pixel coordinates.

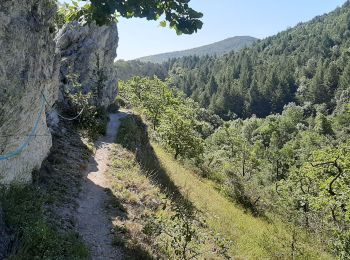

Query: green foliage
[140,78,174,129]
[54,5,67,30]
[204,122,266,214]
[115,60,168,81]
[143,202,203,260]
[63,73,108,139]
[116,116,144,152]
[119,77,172,129]
[143,200,231,259]
[0,185,89,259]
[258,224,319,259]
[314,112,334,136]
[279,143,350,256]
[120,77,207,160]
[60,0,203,34]
[158,107,204,160]
[116,64,345,256]
[198,101,349,256]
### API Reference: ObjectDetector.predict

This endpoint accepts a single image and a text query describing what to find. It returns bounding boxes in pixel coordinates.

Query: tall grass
[153,144,332,259]
[0,185,89,259]
[114,114,331,259]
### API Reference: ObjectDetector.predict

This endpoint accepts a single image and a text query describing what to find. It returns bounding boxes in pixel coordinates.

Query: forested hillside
[118,75,349,258]
[166,2,350,119]
[135,36,257,63]
[113,2,350,258]
[115,60,168,80]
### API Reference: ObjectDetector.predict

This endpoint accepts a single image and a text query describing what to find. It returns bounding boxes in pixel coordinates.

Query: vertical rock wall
[0,0,59,184]
[56,21,119,107]
[0,2,119,184]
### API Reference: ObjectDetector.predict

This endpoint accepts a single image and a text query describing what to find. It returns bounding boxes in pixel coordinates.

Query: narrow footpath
[76,112,128,260]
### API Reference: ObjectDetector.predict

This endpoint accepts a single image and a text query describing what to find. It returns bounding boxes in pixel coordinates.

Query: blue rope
[0,95,46,161]
[41,91,85,121]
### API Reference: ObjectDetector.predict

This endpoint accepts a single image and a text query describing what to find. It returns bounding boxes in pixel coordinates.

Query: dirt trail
[76,112,129,260]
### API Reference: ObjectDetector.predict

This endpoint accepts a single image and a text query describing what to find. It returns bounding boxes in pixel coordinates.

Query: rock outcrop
[56,21,119,107]
[0,0,59,184]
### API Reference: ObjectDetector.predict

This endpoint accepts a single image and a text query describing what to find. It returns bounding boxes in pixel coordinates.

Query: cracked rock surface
[56,21,119,108]
[0,0,59,184]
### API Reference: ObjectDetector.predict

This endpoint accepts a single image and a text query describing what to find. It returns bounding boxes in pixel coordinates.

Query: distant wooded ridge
[134,36,258,63]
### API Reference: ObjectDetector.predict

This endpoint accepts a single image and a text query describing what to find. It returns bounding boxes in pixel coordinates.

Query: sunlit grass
[152,143,332,259]
[110,114,331,259]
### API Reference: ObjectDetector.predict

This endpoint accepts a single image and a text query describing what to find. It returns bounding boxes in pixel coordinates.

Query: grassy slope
[110,114,331,259]
[109,116,236,259]
[107,145,161,259]
[152,144,332,259]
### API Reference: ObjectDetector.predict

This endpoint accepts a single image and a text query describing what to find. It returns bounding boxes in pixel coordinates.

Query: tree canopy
[63,0,203,34]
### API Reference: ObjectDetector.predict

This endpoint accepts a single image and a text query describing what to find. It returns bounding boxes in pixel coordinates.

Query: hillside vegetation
[109,113,330,259]
[117,75,349,258]
[135,36,257,63]
[152,144,331,259]
[116,60,168,81]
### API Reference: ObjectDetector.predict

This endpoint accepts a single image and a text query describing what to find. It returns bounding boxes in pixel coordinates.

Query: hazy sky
[61,1,347,60]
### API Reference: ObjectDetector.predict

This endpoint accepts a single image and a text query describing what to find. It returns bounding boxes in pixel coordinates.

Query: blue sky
[61,1,347,60]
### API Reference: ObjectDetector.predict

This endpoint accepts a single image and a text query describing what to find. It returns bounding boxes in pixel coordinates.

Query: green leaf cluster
[60,0,203,34]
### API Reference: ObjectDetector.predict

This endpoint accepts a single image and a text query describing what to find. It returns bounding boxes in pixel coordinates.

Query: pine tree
[340,62,350,90]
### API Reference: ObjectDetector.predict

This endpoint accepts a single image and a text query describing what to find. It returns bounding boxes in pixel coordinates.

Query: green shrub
[62,73,109,140]
[116,116,144,151]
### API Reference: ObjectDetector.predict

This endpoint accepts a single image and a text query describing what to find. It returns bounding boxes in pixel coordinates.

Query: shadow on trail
[115,114,194,209]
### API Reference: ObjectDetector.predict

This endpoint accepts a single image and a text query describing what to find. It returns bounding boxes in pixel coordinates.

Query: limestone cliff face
[56,22,119,107]
[0,0,59,184]
[0,3,118,184]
